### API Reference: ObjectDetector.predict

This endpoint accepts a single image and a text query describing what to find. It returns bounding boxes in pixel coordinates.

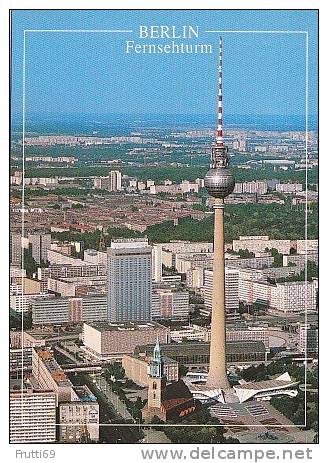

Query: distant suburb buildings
[93,170,122,192]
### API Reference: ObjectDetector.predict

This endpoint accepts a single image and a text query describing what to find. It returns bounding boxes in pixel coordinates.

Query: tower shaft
[206,199,230,389]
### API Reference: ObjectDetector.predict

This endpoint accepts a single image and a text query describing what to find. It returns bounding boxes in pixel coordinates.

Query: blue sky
[11,10,318,117]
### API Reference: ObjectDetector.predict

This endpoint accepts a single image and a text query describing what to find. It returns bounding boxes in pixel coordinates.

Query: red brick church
[142,339,197,423]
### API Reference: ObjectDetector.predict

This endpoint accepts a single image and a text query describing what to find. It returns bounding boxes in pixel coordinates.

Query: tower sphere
[204,167,235,199]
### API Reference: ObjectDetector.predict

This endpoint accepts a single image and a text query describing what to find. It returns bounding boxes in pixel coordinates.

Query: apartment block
[232,236,292,255]
[31,295,107,325]
[152,289,190,318]
[203,267,239,312]
[10,382,56,443]
[32,348,74,403]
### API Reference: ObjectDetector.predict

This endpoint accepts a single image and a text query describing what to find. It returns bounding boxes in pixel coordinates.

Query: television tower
[204,37,235,389]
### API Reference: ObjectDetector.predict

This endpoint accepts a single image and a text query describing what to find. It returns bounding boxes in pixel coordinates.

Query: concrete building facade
[152,244,163,282]
[28,233,51,264]
[151,289,190,319]
[59,386,99,443]
[10,385,57,443]
[298,324,318,354]
[82,321,170,359]
[232,236,292,255]
[31,295,108,325]
[107,238,152,322]
[122,354,179,386]
[239,279,317,313]
[32,348,74,403]
[203,267,239,313]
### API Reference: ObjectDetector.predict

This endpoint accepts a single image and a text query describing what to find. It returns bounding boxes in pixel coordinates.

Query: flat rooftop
[85,320,168,332]
[110,238,150,250]
[135,340,266,356]
[35,349,73,388]
[209,401,301,439]
[10,376,54,394]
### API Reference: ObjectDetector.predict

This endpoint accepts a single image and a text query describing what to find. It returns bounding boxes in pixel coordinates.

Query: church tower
[147,338,164,410]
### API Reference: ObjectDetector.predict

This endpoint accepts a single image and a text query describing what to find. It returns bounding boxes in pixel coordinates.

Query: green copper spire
[150,337,163,378]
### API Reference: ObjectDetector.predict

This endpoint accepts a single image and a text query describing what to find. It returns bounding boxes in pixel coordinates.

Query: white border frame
[16,26,311,431]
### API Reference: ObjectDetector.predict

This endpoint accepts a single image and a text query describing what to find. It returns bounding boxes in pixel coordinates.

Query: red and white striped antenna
[211,37,229,169]
[216,36,224,147]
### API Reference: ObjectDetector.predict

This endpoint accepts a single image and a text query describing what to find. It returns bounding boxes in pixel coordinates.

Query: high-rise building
[296,240,318,255]
[233,181,268,195]
[270,282,317,313]
[232,236,292,255]
[276,183,303,194]
[232,135,247,152]
[203,267,239,313]
[239,279,317,314]
[152,244,162,282]
[28,233,51,264]
[282,252,318,268]
[298,324,318,354]
[32,348,75,403]
[10,233,23,265]
[107,238,152,322]
[108,170,122,191]
[186,267,205,289]
[31,295,108,325]
[10,381,57,443]
[93,170,122,191]
[151,289,190,319]
[11,293,52,314]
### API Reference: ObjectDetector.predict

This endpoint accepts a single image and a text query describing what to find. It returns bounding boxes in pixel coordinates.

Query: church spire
[150,337,163,378]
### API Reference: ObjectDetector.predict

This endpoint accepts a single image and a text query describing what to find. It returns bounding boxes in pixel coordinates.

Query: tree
[40,259,49,268]
[10,310,32,330]
[178,364,189,377]
[105,362,125,380]
[135,396,143,410]
[269,248,283,267]
[237,248,255,258]
[151,415,165,425]
[23,247,37,276]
